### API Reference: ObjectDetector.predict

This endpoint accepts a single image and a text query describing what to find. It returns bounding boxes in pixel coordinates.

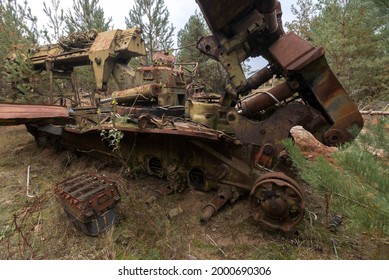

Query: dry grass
[0,125,387,260]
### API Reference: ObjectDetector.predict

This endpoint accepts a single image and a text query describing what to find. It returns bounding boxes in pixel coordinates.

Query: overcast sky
[29,0,297,39]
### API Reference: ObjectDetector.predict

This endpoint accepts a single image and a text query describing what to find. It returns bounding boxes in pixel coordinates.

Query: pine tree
[0,0,41,102]
[359,0,389,108]
[285,0,317,40]
[125,0,174,63]
[176,11,226,93]
[176,11,208,63]
[288,0,388,108]
[0,0,39,50]
[284,118,389,236]
[42,0,65,43]
[310,0,388,104]
[65,0,112,33]
[62,0,113,100]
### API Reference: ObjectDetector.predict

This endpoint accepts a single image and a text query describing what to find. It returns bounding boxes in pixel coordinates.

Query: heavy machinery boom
[196,0,363,148]
[30,28,146,92]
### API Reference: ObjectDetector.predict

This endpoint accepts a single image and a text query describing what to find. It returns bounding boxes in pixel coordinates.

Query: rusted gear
[249,172,305,232]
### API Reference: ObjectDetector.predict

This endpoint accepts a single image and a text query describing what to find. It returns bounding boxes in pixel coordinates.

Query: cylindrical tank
[112,84,161,103]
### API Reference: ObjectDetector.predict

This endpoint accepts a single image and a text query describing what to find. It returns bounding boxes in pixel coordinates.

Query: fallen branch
[206,234,227,257]
[360,110,389,116]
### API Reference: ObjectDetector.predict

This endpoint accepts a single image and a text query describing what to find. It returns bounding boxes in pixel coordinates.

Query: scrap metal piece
[249,172,305,232]
[329,214,342,232]
[228,102,328,167]
[200,187,234,224]
[0,103,75,126]
[54,172,121,236]
[168,207,184,219]
[112,84,162,103]
[268,32,364,145]
[196,0,363,147]
[88,28,146,91]
[59,29,98,50]
[196,0,284,96]
[240,82,293,117]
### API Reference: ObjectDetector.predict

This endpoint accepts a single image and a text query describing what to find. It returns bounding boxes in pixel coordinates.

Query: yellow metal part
[187,100,232,133]
[112,65,186,106]
[30,28,146,92]
[89,28,146,91]
[112,84,161,103]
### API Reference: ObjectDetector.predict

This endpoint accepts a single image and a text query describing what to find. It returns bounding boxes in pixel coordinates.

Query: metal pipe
[264,11,278,33]
[240,82,293,117]
[254,0,277,14]
[254,0,278,33]
[238,66,273,94]
[200,187,233,224]
[99,97,112,104]
[112,84,162,103]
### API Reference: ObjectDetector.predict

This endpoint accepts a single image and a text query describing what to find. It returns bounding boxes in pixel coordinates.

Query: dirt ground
[0,125,388,260]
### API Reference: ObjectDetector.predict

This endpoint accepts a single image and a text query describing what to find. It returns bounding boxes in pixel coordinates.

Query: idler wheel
[249,172,305,232]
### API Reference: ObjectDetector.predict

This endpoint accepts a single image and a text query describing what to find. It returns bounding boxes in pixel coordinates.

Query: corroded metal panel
[195,0,253,32]
[269,33,364,145]
[55,172,120,236]
[0,103,75,126]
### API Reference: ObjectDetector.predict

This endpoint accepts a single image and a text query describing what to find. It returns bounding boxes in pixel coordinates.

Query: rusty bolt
[329,214,342,232]
[324,129,346,146]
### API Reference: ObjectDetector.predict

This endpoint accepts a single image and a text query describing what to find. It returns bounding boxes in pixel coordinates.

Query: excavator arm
[30,28,146,92]
[196,0,363,147]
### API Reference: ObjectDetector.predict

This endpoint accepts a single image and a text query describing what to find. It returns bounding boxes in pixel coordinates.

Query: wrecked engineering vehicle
[0,0,363,233]
[29,28,188,110]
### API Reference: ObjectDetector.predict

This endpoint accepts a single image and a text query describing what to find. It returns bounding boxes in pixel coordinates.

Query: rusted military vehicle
[0,0,363,234]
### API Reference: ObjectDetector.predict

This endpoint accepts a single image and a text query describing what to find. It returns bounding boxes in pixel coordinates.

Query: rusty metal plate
[269,32,324,72]
[298,56,364,145]
[64,119,235,143]
[268,32,363,145]
[89,30,117,52]
[0,103,75,126]
[196,0,253,32]
[64,207,118,236]
[54,172,120,224]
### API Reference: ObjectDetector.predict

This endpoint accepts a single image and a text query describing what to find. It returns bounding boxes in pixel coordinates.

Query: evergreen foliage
[65,0,112,33]
[286,0,316,40]
[176,11,226,93]
[42,0,65,43]
[125,0,174,64]
[286,0,389,108]
[284,118,389,236]
[0,0,44,102]
[176,11,207,63]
